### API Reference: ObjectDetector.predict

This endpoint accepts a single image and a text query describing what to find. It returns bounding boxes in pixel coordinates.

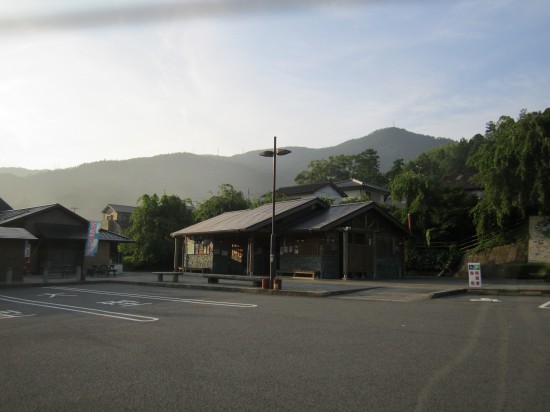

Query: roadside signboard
[468,262,482,288]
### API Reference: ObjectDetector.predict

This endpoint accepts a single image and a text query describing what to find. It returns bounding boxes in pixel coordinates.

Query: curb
[429,287,550,298]
[0,279,381,298]
[467,288,550,296]
[2,279,548,298]
[429,288,468,299]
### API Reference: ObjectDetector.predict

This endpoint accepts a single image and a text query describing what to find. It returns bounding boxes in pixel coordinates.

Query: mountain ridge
[0,127,454,219]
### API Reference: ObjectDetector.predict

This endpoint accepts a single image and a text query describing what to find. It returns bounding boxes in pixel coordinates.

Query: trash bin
[273,278,282,290]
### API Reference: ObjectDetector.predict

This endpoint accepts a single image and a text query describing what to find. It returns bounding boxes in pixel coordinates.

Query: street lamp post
[259,136,291,289]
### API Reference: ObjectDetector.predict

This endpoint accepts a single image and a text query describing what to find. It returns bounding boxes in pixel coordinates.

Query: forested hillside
[0,127,450,219]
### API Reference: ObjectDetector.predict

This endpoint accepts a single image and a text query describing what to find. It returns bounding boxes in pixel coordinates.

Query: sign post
[468,262,482,288]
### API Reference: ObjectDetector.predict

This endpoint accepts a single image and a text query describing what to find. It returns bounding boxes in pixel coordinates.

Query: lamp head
[259,148,291,157]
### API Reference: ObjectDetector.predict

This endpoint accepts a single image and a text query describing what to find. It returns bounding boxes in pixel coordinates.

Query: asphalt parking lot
[1,282,549,411]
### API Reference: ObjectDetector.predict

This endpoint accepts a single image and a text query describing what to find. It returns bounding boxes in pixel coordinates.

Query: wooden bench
[203,274,269,287]
[277,270,320,279]
[153,272,187,282]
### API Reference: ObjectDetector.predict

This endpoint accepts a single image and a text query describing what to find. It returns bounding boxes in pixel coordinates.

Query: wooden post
[342,228,349,280]
[173,237,179,272]
[247,235,255,275]
[373,232,378,279]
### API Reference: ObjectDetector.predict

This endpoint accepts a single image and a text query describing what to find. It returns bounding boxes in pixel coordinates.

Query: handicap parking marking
[45,286,258,308]
[0,295,158,322]
[0,309,36,320]
[540,301,550,309]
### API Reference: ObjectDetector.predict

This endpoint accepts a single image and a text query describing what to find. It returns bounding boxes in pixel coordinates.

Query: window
[231,243,244,263]
[187,238,213,255]
[281,237,319,256]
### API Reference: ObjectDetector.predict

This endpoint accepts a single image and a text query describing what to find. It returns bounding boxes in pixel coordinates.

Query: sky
[0,0,549,170]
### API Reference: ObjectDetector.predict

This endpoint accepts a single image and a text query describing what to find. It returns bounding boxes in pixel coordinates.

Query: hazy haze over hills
[0,128,452,219]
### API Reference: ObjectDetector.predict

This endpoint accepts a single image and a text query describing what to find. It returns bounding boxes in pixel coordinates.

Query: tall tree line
[122,108,549,268]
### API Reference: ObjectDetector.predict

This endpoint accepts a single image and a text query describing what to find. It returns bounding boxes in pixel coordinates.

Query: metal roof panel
[172,198,327,236]
[0,227,37,240]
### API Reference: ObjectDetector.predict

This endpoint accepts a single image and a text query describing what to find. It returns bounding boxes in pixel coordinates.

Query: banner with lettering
[85,221,101,257]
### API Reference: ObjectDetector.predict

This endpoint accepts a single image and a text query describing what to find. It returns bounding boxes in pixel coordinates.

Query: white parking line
[0,295,158,322]
[539,301,550,309]
[0,309,36,320]
[45,286,258,308]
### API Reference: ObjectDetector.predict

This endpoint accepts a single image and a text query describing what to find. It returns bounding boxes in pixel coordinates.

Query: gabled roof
[0,204,89,226]
[287,201,408,233]
[0,197,12,211]
[275,182,347,198]
[172,198,328,236]
[172,197,408,237]
[0,227,37,240]
[0,204,133,243]
[32,223,133,242]
[336,178,390,194]
[101,204,136,214]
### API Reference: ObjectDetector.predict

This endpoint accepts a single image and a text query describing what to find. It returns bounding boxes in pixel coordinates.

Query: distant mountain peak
[0,127,453,219]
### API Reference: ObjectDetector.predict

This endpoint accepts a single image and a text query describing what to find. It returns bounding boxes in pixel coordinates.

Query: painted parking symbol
[539,301,550,309]
[0,295,158,322]
[0,310,36,319]
[98,300,152,307]
[38,292,76,298]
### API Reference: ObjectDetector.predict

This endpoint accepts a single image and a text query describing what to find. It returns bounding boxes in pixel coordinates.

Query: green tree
[121,194,193,269]
[294,149,385,185]
[194,184,250,222]
[385,158,404,184]
[470,108,550,235]
[389,168,477,243]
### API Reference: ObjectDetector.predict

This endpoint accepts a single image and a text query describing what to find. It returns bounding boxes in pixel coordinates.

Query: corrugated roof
[33,223,133,242]
[287,201,408,234]
[287,202,373,231]
[0,227,37,240]
[173,199,407,236]
[0,204,58,225]
[172,198,326,236]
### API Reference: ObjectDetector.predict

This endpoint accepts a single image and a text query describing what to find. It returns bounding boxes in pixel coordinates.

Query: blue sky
[0,0,549,169]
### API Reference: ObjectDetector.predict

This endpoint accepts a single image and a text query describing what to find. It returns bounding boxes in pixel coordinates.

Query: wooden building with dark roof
[172,198,408,279]
[0,227,37,282]
[0,203,132,279]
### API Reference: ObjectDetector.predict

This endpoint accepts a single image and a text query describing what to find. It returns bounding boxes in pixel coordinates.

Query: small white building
[336,179,390,204]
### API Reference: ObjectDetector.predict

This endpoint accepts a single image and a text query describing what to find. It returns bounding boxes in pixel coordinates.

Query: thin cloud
[0,0,399,32]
